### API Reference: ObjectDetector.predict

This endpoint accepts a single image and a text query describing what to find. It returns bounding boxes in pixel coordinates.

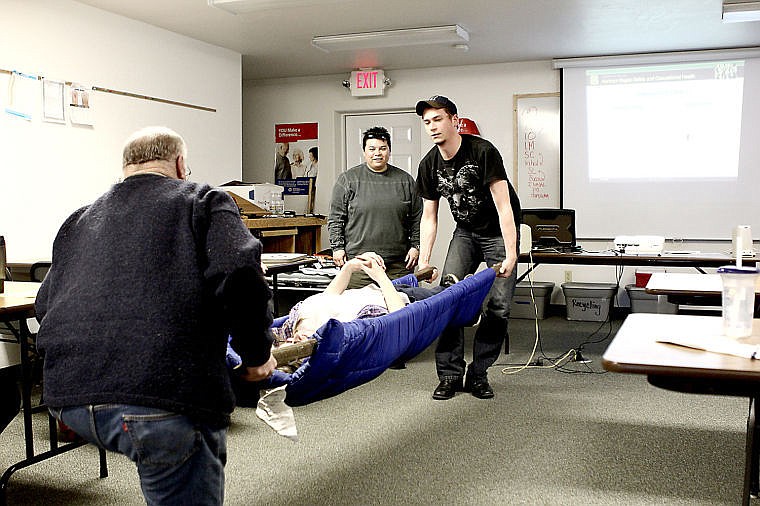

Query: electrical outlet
[564,270,572,282]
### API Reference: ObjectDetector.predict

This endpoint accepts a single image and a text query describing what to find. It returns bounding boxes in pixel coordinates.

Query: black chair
[29,262,51,283]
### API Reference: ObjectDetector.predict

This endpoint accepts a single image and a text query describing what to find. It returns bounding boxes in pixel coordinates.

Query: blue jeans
[50,404,226,506]
[395,284,445,302]
[436,226,517,381]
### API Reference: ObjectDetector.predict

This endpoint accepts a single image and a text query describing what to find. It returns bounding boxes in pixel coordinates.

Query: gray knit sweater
[35,174,273,428]
[328,164,421,262]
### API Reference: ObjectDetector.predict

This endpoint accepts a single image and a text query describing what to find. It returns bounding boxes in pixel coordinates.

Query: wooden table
[0,282,107,504]
[645,272,723,308]
[603,313,760,505]
[645,272,723,295]
[518,250,756,282]
[243,215,326,254]
[646,272,760,310]
[0,282,38,315]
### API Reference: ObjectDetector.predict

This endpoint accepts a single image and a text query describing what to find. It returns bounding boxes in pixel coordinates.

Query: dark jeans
[436,226,517,381]
[347,259,412,289]
[395,284,445,302]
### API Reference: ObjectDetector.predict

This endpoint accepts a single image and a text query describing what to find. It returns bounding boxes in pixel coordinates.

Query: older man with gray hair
[35,126,275,505]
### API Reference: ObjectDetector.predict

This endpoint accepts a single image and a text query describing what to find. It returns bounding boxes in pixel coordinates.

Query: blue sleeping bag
[234,268,496,407]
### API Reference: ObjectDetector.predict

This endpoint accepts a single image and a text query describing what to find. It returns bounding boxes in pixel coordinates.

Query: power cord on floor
[501,251,568,375]
[548,261,626,374]
[553,259,625,373]
[501,250,621,375]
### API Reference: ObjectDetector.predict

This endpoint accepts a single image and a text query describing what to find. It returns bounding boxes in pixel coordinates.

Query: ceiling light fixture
[722,0,760,22]
[312,25,469,52]
[208,0,350,14]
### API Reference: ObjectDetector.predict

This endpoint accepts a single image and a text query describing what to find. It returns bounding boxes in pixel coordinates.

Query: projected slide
[585,61,744,180]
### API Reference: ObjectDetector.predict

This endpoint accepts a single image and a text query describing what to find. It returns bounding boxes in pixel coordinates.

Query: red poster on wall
[274,122,318,195]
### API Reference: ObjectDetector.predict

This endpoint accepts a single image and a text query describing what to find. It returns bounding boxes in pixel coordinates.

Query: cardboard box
[511,281,555,319]
[561,282,617,322]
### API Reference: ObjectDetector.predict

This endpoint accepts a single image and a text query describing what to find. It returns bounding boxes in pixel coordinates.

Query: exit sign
[350,69,386,97]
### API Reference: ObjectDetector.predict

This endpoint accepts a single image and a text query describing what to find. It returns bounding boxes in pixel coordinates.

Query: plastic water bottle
[0,235,6,293]
[270,191,285,215]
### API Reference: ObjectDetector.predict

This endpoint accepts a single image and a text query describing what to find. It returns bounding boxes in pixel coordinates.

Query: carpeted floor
[1,312,754,505]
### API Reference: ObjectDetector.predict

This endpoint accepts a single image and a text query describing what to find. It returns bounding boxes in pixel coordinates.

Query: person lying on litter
[227,252,494,409]
[272,251,447,345]
[227,251,449,403]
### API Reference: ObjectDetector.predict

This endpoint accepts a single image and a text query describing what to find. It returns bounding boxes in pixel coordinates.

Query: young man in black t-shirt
[415,95,521,400]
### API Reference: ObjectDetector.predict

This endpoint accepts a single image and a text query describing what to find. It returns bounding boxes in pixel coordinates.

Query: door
[342,111,455,275]
[344,112,423,177]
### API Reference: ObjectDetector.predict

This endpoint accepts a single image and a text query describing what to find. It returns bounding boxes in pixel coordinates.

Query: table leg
[99,447,108,478]
[751,396,760,497]
[743,396,758,506]
[0,439,89,504]
[0,314,109,502]
[516,263,537,284]
[272,273,279,316]
[13,318,35,459]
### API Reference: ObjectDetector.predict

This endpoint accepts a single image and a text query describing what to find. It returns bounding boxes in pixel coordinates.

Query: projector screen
[561,53,760,240]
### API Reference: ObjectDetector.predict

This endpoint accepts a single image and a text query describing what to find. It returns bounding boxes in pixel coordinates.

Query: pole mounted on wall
[0,68,216,112]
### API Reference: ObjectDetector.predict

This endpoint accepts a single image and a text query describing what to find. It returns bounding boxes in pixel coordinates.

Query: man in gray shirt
[328,126,422,288]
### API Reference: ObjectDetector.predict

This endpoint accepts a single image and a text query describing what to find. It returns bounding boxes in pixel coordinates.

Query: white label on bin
[572,298,603,316]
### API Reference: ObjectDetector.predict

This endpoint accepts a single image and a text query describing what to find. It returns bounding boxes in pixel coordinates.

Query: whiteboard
[512,93,560,208]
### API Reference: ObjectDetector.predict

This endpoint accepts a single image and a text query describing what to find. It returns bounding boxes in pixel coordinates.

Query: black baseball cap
[415,95,457,116]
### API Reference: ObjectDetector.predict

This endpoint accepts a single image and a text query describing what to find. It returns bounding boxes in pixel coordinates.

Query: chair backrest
[519,223,532,255]
[30,262,52,282]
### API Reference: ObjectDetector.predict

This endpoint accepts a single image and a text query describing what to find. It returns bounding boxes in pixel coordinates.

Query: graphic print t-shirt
[417,135,520,236]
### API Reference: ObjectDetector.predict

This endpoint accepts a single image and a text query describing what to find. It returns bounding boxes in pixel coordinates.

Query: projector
[614,235,665,255]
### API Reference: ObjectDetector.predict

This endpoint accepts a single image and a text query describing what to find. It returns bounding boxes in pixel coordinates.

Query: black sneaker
[441,273,460,288]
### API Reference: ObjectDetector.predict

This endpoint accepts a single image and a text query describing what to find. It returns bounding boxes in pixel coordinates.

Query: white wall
[0,0,242,262]
[243,60,558,273]
[243,61,738,305]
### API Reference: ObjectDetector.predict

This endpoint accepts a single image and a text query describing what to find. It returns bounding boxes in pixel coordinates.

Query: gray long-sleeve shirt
[328,163,421,262]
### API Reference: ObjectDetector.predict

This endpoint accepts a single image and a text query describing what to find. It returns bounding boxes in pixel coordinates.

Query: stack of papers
[299,266,339,277]
[261,253,309,265]
[657,335,760,359]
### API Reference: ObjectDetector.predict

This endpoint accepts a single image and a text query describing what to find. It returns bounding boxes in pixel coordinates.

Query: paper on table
[657,335,760,359]
[261,253,309,264]
[298,266,339,277]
